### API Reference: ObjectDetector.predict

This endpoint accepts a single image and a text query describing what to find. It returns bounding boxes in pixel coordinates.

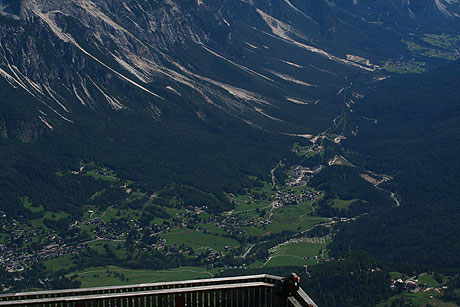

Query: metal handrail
[0,282,272,306]
[0,274,318,306]
[0,274,278,299]
[289,288,318,307]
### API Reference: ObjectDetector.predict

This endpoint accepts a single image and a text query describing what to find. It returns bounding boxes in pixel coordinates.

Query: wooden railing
[0,274,317,306]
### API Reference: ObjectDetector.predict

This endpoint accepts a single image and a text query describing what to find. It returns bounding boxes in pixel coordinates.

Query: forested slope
[333,61,460,273]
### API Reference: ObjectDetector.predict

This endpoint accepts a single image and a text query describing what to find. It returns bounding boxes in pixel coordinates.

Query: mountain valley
[1,0,460,305]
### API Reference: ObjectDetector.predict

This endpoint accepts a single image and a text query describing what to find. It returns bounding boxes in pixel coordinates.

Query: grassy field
[68,266,219,288]
[332,198,359,210]
[83,166,119,182]
[87,240,127,258]
[162,230,240,251]
[100,207,138,222]
[233,198,272,213]
[265,240,328,268]
[0,233,9,244]
[424,49,457,61]
[418,274,441,288]
[390,271,403,279]
[265,255,313,267]
[28,211,69,231]
[267,204,325,234]
[241,226,269,237]
[22,197,44,213]
[43,254,75,272]
[197,223,227,236]
[385,62,426,74]
[377,291,456,307]
[421,34,460,49]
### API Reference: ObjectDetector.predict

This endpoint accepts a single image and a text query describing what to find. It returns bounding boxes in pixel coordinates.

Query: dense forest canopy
[333,61,460,273]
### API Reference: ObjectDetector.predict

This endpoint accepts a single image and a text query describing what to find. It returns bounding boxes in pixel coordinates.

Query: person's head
[289,272,300,282]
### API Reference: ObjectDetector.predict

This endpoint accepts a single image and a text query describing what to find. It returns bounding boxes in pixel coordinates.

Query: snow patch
[283,133,314,140]
[43,84,70,113]
[254,107,283,122]
[172,61,270,105]
[245,42,258,49]
[73,84,86,106]
[123,3,133,14]
[267,70,317,87]
[256,9,291,40]
[280,60,303,68]
[111,53,149,83]
[74,0,133,34]
[0,67,18,88]
[39,115,53,130]
[6,64,33,93]
[166,86,182,96]
[11,67,44,95]
[308,64,338,76]
[88,77,125,110]
[80,78,95,106]
[256,10,376,71]
[283,0,317,23]
[32,7,163,100]
[286,97,310,105]
[435,0,453,16]
[201,45,274,82]
[212,81,269,105]
[75,44,163,99]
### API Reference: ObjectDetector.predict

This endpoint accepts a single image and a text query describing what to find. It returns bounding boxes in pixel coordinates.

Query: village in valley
[0,141,334,289]
[1,140,453,305]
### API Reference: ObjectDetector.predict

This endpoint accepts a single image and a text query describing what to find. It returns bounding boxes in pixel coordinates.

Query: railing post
[268,287,273,307]
[203,291,209,307]
[217,290,224,307]
[159,294,166,307]
[196,291,201,306]
[175,295,185,307]
[220,290,228,307]
[231,288,237,307]
[240,288,245,306]
[146,295,153,307]
[248,287,255,307]
[260,287,266,307]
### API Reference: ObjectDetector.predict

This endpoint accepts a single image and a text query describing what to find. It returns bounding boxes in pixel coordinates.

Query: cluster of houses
[72,216,123,240]
[204,248,223,263]
[185,206,208,215]
[291,144,324,157]
[0,240,86,272]
[276,189,322,206]
[391,276,448,294]
[161,243,194,257]
[215,215,270,235]
[286,165,324,187]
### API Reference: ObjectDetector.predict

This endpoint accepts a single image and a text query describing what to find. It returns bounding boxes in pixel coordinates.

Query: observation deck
[0,274,317,306]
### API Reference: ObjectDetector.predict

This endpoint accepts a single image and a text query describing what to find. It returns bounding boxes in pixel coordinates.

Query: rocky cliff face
[0,0,459,139]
